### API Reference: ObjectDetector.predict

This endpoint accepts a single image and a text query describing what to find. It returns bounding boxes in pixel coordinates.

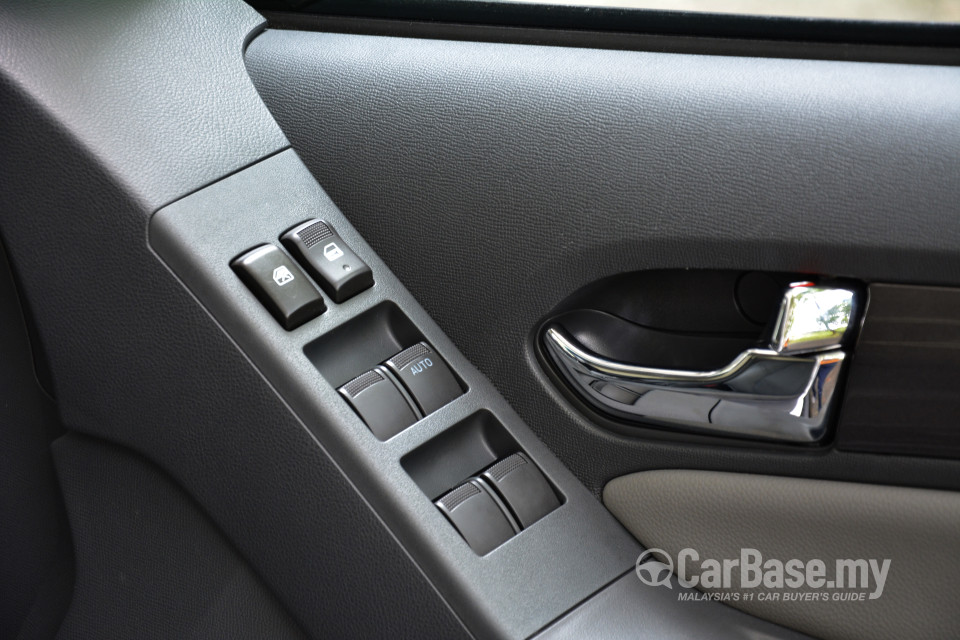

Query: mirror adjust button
[385,343,462,415]
[231,244,325,330]
[435,480,516,555]
[481,453,560,528]
[281,219,373,303]
[339,367,418,440]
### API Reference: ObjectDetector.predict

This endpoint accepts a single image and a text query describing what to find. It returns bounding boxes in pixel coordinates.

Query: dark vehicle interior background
[1,0,959,638]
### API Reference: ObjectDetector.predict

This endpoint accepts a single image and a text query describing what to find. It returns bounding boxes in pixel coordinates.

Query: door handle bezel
[542,283,857,444]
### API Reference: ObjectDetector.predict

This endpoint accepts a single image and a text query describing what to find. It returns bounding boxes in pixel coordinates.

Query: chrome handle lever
[542,283,856,443]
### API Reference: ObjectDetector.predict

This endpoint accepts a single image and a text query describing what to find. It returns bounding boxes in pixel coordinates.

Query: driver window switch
[281,219,373,303]
[338,367,419,441]
[385,342,463,415]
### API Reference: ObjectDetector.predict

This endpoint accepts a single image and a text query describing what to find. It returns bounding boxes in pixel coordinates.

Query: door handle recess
[543,283,856,443]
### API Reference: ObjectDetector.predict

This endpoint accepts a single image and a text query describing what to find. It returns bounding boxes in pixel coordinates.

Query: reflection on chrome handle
[768,283,855,355]
[542,284,856,443]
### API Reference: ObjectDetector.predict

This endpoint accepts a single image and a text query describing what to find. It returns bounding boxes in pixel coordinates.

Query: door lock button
[385,342,462,415]
[231,244,325,330]
[281,219,373,303]
[338,367,418,440]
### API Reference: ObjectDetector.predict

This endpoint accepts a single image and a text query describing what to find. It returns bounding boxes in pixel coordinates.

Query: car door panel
[1,1,958,638]
[245,29,960,494]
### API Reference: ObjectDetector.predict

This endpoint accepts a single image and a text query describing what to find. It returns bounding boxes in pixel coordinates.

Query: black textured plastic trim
[486,452,528,482]
[256,0,960,49]
[390,343,431,371]
[298,220,334,249]
[437,481,481,512]
[341,369,384,398]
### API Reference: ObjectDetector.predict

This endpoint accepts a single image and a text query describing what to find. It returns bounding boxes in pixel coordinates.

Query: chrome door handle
[542,283,856,443]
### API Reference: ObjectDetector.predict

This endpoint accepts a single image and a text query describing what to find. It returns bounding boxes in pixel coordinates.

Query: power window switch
[385,343,462,415]
[231,244,325,330]
[339,368,418,440]
[481,453,560,528]
[436,480,517,555]
[281,220,373,303]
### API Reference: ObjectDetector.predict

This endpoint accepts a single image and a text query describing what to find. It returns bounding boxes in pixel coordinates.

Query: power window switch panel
[385,343,462,415]
[231,244,325,330]
[281,220,373,303]
[436,480,516,555]
[481,453,560,528]
[339,368,418,441]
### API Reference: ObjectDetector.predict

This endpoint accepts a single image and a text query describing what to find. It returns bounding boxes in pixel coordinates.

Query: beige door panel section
[603,470,960,640]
